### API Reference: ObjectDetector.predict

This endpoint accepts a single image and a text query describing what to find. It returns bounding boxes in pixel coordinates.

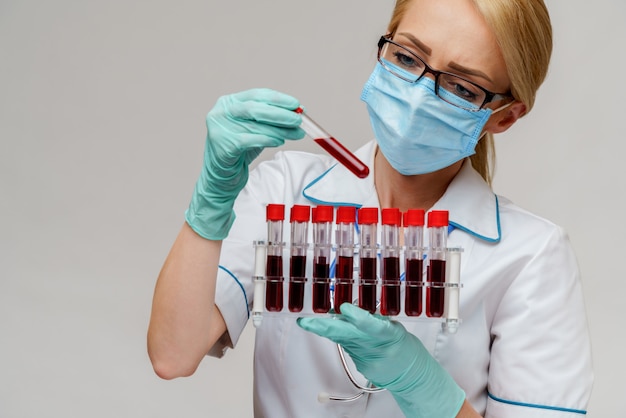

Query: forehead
[395,0,509,90]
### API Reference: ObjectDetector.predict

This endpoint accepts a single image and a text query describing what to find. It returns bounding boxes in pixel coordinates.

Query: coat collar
[302,140,501,243]
[302,140,379,208]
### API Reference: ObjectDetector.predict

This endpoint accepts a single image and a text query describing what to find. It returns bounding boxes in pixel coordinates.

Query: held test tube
[426,210,448,318]
[295,107,370,179]
[358,207,378,314]
[380,208,402,316]
[265,204,285,312]
[404,209,425,317]
[288,205,311,312]
[312,206,334,313]
[334,206,356,314]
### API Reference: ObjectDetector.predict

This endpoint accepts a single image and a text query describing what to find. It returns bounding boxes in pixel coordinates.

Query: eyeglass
[377,35,512,111]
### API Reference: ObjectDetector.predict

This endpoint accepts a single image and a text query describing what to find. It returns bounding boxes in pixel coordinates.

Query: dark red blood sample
[426,259,446,318]
[359,284,377,314]
[405,258,423,316]
[312,256,330,313]
[265,254,283,312]
[333,283,352,314]
[312,281,331,313]
[335,255,353,280]
[314,137,369,179]
[288,282,304,312]
[334,255,354,314]
[359,257,377,313]
[288,255,306,312]
[360,256,376,280]
[381,284,400,316]
[381,257,400,316]
[290,254,306,278]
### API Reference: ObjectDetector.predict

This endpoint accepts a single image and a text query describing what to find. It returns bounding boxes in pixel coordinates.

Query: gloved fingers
[297,316,364,346]
[236,125,305,144]
[338,303,400,337]
[284,127,306,141]
[227,99,303,128]
[233,131,300,151]
[207,109,304,143]
[206,120,302,153]
[298,304,402,345]
[336,302,376,325]
[230,88,300,111]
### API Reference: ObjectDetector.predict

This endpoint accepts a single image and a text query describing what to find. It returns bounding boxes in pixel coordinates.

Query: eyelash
[392,51,420,69]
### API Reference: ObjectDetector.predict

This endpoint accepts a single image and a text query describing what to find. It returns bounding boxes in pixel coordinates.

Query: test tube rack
[251,240,463,333]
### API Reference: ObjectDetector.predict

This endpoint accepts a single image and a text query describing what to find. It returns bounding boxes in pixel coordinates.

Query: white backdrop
[1,0,624,416]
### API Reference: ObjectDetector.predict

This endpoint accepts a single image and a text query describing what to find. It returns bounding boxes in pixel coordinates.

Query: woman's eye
[393,51,418,68]
[454,84,477,100]
[441,77,482,104]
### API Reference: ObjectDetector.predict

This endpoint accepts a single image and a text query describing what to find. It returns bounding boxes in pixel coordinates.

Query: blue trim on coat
[303,168,501,244]
[218,265,250,318]
[448,195,501,243]
[488,392,587,415]
[302,165,365,208]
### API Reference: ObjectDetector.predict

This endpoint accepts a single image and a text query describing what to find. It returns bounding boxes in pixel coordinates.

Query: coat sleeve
[486,226,593,417]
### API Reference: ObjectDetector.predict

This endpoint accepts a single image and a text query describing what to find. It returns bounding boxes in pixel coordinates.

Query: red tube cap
[427,210,449,227]
[357,207,378,225]
[403,209,425,227]
[381,208,401,226]
[336,206,356,224]
[312,205,334,223]
[266,204,285,221]
[290,205,311,222]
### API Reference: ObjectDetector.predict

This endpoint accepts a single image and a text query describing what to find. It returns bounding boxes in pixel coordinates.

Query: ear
[485,101,527,134]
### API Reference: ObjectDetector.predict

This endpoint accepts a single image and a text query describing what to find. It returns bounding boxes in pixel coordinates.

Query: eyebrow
[397,32,432,56]
[447,61,493,83]
[396,31,494,84]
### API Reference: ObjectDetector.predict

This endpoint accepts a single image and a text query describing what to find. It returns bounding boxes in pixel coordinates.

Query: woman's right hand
[185,88,304,240]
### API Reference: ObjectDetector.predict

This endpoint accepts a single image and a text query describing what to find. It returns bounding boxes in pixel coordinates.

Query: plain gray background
[1,0,624,416]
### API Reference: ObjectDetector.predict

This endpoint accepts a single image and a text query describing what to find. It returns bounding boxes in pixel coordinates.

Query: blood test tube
[312,205,334,313]
[380,208,401,316]
[426,210,448,318]
[288,205,310,312]
[265,204,285,312]
[334,206,356,314]
[358,207,378,314]
[295,107,370,179]
[403,209,425,317]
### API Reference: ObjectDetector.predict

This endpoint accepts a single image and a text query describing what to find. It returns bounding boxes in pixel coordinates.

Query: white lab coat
[212,140,593,418]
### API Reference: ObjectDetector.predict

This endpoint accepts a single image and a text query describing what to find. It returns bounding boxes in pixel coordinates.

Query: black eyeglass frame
[377,35,513,110]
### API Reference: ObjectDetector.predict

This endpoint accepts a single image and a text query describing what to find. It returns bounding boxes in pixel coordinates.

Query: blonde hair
[387,0,553,184]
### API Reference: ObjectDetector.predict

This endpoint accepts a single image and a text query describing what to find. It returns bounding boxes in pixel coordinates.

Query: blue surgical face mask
[361,62,506,175]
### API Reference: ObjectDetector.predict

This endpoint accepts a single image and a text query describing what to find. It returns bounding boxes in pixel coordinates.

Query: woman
[147,0,593,416]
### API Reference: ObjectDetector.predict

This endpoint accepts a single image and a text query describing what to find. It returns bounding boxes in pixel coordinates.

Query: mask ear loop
[478,100,515,140]
[490,100,514,115]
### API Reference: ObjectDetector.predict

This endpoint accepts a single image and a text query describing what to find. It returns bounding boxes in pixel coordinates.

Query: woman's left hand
[297,303,465,418]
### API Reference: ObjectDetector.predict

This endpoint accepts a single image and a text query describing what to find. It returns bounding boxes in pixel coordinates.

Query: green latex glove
[297,303,465,418]
[185,88,304,240]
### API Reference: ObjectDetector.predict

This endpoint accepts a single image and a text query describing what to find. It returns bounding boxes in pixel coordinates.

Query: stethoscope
[318,225,458,403]
[318,343,386,403]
